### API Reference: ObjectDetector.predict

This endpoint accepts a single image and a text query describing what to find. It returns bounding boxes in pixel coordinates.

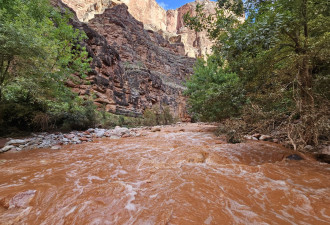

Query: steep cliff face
[61,0,113,22]
[55,1,195,120]
[62,0,168,31]
[168,0,216,57]
[85,4,195,119]
[62,0,218,58]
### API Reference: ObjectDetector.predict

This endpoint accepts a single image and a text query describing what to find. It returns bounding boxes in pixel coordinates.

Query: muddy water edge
[0,123,329,224]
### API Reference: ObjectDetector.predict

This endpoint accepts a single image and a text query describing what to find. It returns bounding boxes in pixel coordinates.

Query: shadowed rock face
[54,1,195,120]
[85,4,195,119]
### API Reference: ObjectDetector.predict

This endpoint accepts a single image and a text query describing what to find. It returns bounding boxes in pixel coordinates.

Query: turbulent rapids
[0,123,329,224]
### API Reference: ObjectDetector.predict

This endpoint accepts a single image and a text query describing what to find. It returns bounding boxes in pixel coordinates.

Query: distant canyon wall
[62,0,219,58]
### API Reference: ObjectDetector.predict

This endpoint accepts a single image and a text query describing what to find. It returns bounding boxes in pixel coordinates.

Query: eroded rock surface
[62,0,113,22]
[54,1,195,120]
[62,0,222,58]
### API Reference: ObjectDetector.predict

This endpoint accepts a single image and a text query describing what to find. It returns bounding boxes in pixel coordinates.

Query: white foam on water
[119,170,128,175]
[125,203,136,211]
[320,208,330,219]
[88,175,105,182]
[149,193,158,198]
[124,184,138,211]
[204,215,212,225]
[65,206,77,216]
[66,170,77,178]
[165,199,175,204]
[223,199,261,224]
[73,179,84,194]
[90,218,112,225]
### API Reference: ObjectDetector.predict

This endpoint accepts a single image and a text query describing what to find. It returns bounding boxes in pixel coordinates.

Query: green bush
[142,105,175,126]
[143,109,157,126]
[185,55,246,122]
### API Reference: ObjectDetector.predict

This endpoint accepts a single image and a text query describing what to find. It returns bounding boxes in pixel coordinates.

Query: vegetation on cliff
[184,0,329,150]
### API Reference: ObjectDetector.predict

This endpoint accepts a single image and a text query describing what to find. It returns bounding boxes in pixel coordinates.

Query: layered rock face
[56,0,195,120]
[62,0,218,58]
[84,4,195,119]
[62,0,167,31]
[167,0,216,57]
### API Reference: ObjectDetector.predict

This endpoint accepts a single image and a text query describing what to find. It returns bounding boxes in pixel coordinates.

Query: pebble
[304,145,314,151]
[245,134,274,142]
[252,133,261,139]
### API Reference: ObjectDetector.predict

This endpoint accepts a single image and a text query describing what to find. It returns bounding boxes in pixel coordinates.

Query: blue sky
[156,0,216,10]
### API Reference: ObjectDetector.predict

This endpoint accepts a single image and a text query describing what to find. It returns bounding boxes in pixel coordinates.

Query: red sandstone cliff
[55,1,195,120]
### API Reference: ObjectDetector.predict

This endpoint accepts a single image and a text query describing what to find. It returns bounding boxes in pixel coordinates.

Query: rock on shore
[0,126,139,153]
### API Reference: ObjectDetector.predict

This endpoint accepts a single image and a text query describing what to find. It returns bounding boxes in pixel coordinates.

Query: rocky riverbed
[0,126,153,153]
[1,123,329,163]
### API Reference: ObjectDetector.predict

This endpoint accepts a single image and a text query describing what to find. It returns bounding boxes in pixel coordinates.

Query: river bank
[0,125,164,153]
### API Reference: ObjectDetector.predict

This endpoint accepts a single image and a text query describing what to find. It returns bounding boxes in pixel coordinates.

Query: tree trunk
[298,55,316,146]
[295,0,317,146]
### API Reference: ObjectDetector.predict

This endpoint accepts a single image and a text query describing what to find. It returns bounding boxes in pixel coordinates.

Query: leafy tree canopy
[184,0,330,146]
[0,0,90,102]
[185,55,245,121]
[0,0,92,132]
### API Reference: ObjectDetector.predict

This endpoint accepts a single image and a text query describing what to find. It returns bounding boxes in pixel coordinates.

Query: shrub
[142,105,175,126]
[185,56,246,122]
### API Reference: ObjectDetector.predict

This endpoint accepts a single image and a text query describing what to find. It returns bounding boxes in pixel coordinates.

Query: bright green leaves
[184,0,329,121]
[217,0,244,17]
[0,0,92,132]
[0,0,90,101]
[185,56,245,122]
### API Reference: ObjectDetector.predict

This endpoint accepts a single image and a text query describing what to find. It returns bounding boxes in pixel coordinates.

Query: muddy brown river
[0,124,329,224]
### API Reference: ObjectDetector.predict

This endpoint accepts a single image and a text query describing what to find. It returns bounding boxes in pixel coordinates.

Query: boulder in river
[286,154,304,161]
[9,190,36,209]
[112,126,130,136]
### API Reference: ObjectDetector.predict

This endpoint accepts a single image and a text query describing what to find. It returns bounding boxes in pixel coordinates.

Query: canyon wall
[55,1,195,120]
[62,0,218,58]
[61,0,167,31]
[166,0,216,57]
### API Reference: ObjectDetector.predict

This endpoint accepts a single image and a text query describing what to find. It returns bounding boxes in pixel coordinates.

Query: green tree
[184,0,329,147]
[0,0,91,132]
[185,55,245,121]
[0,0,90,101]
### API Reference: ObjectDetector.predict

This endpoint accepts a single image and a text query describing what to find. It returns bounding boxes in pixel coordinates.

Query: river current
[0,124,329,224]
